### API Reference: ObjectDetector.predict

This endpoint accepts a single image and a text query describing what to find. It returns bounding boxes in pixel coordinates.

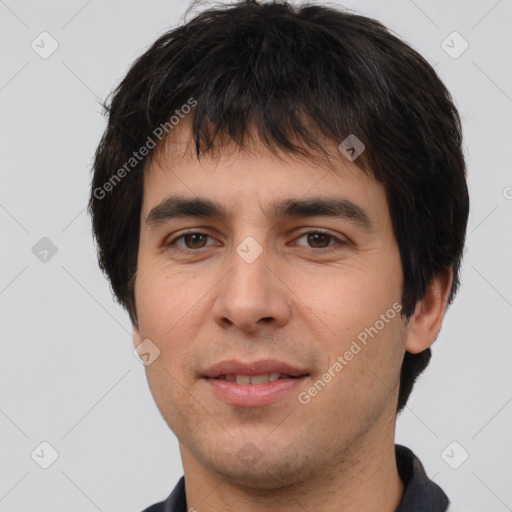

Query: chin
[200,445,314,491]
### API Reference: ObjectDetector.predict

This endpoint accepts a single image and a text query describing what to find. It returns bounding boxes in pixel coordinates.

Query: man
[89,1,469,510]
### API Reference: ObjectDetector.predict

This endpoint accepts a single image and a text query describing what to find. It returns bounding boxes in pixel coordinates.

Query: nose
[211,241,292,335]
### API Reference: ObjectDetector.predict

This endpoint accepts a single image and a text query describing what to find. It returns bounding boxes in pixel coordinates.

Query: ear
[404,269,453,354]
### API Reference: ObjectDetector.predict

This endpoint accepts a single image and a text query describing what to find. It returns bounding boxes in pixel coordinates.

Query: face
[133,124,407,489]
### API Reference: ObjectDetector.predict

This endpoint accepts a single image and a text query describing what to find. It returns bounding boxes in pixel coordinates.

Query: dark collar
[395,444,449,511]
[142,444,449,512]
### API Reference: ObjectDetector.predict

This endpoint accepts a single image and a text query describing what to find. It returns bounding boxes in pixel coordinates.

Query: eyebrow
[146,194,373,231]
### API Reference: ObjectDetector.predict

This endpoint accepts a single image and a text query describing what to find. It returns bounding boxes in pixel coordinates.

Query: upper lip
[201,359,309,378]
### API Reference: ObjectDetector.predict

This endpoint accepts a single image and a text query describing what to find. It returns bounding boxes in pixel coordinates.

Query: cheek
[321,313,404,424]
[294,252,404,391]
[292,260,401,335]
[135,262,207,334]
[133,269,205,394]
[144,360,200,441]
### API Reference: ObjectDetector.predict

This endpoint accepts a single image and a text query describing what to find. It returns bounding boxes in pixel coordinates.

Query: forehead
[143,120,380,201]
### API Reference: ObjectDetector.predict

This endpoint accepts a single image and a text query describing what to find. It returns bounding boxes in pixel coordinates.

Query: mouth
[201,358,309,380]
[211,373,306,384]
[201,360,310,407]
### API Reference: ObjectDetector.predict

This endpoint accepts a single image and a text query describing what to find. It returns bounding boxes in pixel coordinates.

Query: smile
[213,373,300,384]
[203,374,309,407]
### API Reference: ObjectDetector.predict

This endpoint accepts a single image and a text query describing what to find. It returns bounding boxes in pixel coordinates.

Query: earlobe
[404,269,453,354]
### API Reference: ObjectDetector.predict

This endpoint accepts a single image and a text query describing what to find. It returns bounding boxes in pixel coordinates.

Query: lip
[201,358,309,378]
[204,375,309,407]
[200,358,310,407]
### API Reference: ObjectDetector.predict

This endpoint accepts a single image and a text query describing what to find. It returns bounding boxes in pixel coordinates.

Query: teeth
[218,373,292,384]
[249,374,269,384]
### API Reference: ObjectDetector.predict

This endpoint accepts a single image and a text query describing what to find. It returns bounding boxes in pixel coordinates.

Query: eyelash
[165,229,347,253]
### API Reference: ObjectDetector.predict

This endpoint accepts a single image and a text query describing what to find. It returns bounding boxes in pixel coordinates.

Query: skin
[132,120,452,512]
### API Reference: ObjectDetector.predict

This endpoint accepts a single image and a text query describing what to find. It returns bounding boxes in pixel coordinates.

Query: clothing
[141,444,449,512]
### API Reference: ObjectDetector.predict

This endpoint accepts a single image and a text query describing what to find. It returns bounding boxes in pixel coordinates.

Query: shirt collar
[395,444,449,511]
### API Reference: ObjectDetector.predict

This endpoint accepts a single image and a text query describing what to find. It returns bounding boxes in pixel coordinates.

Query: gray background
[1,0,511,510]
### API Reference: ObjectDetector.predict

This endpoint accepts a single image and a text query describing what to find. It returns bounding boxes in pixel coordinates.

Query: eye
[294,230,346,250]
[165,229,346,253]
[166,231,218,251]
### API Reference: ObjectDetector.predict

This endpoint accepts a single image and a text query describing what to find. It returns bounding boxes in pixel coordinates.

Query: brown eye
[306,232,333,248]
[166,231,217,251]
[182,233,208,249]
[294,230,346,250]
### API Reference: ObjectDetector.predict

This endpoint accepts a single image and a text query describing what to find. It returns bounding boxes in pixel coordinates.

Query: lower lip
[203,377,308,407]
